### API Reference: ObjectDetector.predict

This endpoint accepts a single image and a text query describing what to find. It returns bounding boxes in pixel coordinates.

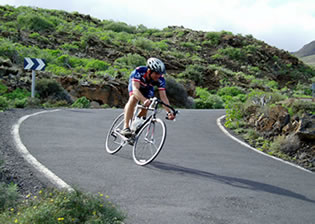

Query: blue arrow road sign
[24,58,46,71]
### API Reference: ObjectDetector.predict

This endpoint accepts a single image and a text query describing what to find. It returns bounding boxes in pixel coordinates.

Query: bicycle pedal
[127,139,134,146]
[127,136,136,146]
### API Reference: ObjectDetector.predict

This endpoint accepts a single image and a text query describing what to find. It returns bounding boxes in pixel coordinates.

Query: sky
[1,0,315,52]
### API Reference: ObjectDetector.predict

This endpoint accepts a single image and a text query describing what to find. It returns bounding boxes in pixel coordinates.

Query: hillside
[0,5,314,108]
[299,54,315,67]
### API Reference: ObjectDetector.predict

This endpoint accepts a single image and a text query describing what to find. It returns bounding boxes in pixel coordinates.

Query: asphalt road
[19,109,315,224]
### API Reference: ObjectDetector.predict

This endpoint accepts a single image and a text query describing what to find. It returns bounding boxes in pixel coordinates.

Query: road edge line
[11,109,74,191]
[217,115,313,174]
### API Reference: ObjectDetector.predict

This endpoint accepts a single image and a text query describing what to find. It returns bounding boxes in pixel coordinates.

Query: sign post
[312,83,315,102]
[24,58,46,98]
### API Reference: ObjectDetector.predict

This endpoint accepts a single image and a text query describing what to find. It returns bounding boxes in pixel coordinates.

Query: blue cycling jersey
[128,66,166,98]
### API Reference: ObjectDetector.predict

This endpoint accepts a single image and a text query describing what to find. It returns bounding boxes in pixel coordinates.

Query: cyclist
[121,57,175,137]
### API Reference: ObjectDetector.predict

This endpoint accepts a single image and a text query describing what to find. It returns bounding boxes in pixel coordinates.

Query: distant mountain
[293,40,315,66]
[294,40,315,57]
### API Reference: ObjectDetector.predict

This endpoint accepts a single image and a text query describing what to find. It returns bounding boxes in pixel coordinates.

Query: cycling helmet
[146,58,166,74]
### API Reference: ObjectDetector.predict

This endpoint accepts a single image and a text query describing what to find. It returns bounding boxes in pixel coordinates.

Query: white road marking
[11,109,74,191]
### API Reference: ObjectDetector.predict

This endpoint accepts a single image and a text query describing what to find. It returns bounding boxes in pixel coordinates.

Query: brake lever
[165,110,179,121]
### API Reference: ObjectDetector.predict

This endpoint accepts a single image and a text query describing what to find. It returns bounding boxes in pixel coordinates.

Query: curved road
[19,109,315,224]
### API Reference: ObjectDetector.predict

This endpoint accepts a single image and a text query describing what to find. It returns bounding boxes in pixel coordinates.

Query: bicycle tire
[132,118,166,166]
[105,113,125,154]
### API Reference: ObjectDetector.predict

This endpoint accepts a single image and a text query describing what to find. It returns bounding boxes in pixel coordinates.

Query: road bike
[105,97,178,166]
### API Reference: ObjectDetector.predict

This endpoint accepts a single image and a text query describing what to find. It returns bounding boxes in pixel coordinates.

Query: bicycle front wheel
[132,118,167,166]
[105,113,125,154]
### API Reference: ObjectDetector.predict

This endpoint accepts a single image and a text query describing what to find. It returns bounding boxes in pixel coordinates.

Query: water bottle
[131,117,144,131]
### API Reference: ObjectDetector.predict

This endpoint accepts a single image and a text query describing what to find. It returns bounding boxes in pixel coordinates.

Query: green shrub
[60,43,79,52]
[0,189,125,224]
[0,83,8,95]
[46,64,72,76]
[133,37,155,51]
[114,53,146,69]
[85,59,110,71]
[3,88,30,100]
[0,38,18,60]
[218,47,246,61]
[266,80,279,90]
[217,86,245,97]
[155,40,169,51]
[17,14,55,32]
[294,82,313,96]
[194,87,224,109]
[0,96,9,110]
[103,20,136,33]
[204,32,222,46]
[285,100,315,116]
[224,101,244,128]
[0,183,19,212]
[29,32,41,39]
[165,76,189,107]
[180,42,201,51]
[71,97,90,108]
[14,98,28,108]
[270,134,300,156]
[179,64,206,86]
[36,79,65,100]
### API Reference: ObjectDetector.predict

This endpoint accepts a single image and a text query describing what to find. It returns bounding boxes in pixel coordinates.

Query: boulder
[0,58,13,67]
[252,105,290,135]
[295,114,315,141]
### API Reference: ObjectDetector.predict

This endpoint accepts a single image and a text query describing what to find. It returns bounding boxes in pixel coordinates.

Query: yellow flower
[50,199,54,202]
[33,206,37,209]
[10,208,14,212]
[93,211,96,215]
[39,190,43,194]
[99,193,104,197]
[57,217,64,221]
[26,194,31,198]
[34,196,37,199]
[105,195,109,199]
[100,204,104,208]
[14,219,18,223]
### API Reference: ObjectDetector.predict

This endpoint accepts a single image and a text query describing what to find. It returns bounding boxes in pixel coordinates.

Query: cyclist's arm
[132,81,150,105]
[159,90,172,113]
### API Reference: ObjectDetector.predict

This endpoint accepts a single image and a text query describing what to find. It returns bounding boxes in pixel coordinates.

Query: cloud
[1,0,315,51]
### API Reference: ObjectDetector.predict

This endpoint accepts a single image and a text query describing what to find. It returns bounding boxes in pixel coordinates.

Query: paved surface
[19,109,315,224]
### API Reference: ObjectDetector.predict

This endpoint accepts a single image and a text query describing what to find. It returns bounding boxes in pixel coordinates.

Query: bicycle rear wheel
[132,118,166,166]
[105,113,125,154]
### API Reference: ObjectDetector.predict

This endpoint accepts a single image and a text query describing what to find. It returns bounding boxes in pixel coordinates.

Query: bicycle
[105,97,178,166]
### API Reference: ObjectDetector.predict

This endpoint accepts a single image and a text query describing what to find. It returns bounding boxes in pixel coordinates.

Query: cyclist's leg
[124,95,138,129]
[137,85,154,118]
[138,108,148,118]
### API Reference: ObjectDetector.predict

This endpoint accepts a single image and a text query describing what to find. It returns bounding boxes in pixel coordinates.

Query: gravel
[0,109,49,196]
